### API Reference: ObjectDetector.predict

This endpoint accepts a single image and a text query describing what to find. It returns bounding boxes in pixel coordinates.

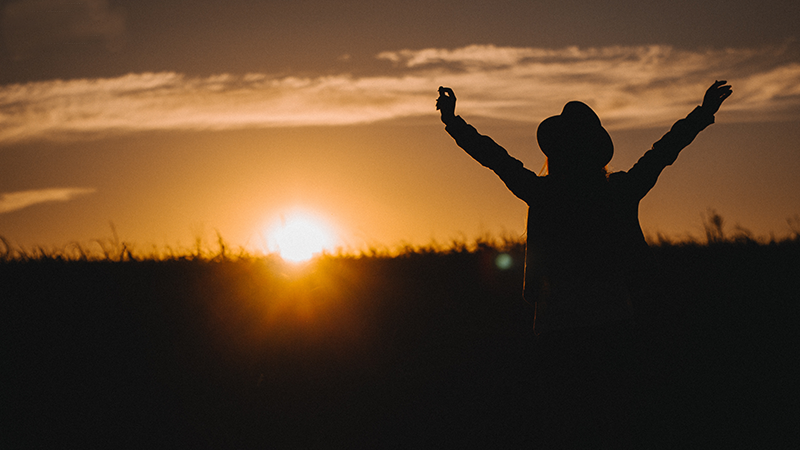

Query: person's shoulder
[607,171,628,182]
[606,170,633,190]
[536,173,555,187]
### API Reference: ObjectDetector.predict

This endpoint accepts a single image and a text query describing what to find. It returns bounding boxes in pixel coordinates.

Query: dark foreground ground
[3,241,798,448]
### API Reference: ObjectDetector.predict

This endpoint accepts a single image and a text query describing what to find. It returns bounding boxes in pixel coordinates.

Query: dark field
[3,240,798,448]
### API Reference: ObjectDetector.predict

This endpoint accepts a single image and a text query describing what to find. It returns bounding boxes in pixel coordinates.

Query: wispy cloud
[0,188,96,214]
[1,44,799,143]
[378,44,800,128]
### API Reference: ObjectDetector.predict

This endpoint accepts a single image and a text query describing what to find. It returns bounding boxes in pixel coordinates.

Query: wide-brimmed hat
[536,101,613,167]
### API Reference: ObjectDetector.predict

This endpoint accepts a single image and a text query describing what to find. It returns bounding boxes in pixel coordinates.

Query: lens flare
[495,253,513,270]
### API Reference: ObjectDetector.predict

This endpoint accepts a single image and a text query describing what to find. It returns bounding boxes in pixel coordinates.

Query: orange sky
[2,0,800,254]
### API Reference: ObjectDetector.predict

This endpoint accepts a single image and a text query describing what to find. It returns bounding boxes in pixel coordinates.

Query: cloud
[378,44,800,128]
[1,44,799,143]
[0,188,96,214]
[2,0,126,59]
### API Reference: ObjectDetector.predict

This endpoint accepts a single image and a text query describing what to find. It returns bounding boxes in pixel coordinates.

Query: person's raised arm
[625,80,733,199]
[436,86,537,201]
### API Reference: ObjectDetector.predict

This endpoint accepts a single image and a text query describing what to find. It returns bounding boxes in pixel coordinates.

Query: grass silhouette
[2,221,798,448]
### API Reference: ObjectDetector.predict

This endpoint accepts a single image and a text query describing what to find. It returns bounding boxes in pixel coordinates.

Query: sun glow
[265,211,337,263]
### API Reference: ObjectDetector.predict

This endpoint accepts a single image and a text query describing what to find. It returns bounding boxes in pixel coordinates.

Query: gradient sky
[2,0,799,254]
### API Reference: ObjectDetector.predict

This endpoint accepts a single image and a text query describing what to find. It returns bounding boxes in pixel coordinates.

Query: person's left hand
[702,80,733,114]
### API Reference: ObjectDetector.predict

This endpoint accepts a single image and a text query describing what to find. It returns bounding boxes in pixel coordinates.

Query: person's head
[536,101,613,177]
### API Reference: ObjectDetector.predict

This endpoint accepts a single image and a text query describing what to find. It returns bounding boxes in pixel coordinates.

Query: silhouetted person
[436,81,732,446]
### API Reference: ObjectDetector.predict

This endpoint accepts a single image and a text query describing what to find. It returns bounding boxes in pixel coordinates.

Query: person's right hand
[436,86,456,124]
[702,80,733,115]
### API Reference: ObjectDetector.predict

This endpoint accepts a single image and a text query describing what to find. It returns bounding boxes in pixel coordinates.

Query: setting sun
[265,210,337,263]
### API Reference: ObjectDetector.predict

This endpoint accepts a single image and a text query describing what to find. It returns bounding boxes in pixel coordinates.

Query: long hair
[539,158,609,178]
